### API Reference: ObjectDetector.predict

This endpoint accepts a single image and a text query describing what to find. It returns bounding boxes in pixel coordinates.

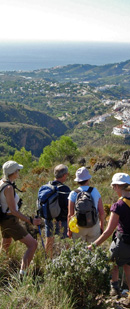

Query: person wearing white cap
[68,166,104,243]
[0,160,41,278]
[88,172,130,304]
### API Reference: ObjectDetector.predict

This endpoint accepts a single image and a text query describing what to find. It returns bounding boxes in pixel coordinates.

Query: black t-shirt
[110,198,130,234]
[51,180,71,221]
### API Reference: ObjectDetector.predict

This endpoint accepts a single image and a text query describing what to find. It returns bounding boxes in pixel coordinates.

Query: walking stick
[121,270,124,289]
[38,225,47,259]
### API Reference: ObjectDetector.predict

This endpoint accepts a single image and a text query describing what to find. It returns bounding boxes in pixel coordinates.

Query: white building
[112,124,130,136]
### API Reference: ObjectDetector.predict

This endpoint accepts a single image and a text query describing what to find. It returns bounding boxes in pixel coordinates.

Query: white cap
[74,167,92,182]
[2,160,23,177]
[111,173,130,185]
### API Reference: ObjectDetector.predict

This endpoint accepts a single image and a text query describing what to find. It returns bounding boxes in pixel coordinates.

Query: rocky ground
[105,292,130,309]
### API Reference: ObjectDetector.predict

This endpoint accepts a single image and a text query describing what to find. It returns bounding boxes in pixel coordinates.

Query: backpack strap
[75,189,81,194]
[87,187,93,194]
[119,197,130,208]
[49,181,69,195]
[0,184,10,193]
[0,181,23,213]
[0,183,14,213]
[0,181,23,195]
[75,187,93,194]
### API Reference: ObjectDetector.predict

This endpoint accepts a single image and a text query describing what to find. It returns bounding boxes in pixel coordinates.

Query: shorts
[0,216,28,241]
[72,219,100,243]
[109,237,130,266]
[45,219,67,238]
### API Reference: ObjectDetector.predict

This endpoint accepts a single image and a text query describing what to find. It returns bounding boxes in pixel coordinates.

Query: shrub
[45,240,110,308]
[39,135,79,168]
[11,147,37,173]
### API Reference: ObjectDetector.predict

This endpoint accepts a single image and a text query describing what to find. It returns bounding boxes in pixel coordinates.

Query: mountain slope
[0,103,67,156]
[12,60,130,84]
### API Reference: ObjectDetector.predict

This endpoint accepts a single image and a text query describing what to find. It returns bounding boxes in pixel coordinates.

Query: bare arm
[4,185,41,226]
[98,197,105,232]
[89,212,119,248]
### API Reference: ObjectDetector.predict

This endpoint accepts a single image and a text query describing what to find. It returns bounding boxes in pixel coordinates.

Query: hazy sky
[1,0,130,43]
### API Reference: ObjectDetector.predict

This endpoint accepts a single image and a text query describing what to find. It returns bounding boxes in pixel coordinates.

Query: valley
[0,60,130,158]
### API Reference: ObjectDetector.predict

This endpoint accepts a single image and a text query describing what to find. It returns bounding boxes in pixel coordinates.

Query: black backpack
[75,187,98,228]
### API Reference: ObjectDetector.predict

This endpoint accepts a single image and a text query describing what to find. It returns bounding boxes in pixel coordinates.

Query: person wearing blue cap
[68,166,104,243]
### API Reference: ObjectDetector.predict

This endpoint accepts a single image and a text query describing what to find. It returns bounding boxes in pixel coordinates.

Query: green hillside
[11,59,130,86]
[0,141,130,308]
[0,102,67,157]
[0,60,130,159]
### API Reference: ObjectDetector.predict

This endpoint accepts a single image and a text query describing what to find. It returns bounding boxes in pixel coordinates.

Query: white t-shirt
[68,185,101,212]
[0,180,19,213]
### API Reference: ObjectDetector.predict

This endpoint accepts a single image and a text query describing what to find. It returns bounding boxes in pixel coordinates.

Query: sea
[0,41,130,72]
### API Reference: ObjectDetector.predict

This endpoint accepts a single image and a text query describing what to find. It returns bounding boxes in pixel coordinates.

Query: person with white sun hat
[88,172,130,301]
[0,160,41,278]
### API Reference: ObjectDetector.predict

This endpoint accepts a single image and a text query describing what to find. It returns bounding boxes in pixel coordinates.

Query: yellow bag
[69,216,79,233]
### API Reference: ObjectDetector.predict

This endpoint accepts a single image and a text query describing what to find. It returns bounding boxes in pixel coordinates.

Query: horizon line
[0,40,130,44]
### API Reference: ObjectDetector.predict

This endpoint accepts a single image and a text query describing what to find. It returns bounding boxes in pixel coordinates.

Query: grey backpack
[75,187,98,228]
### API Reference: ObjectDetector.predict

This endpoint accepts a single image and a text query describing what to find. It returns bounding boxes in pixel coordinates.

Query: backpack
[0,181,23,223]
[37,181,63,220]
[75,187,98,228]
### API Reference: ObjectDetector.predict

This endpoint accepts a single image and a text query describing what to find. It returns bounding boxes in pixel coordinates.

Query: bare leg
[111,265,119,282]
[110,265,121,297]
[20,234,38,270]
[123,264,130,291]
[1,237,12,253]
[45,236,54,259]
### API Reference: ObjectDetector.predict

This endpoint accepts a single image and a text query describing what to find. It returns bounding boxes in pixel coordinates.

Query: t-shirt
[68,185,101,212]
[52,180,71,221]
[0,180,19,213]
[110,198,130,234]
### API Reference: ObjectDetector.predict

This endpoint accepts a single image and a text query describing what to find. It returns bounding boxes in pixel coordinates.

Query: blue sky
[1,0,130,42]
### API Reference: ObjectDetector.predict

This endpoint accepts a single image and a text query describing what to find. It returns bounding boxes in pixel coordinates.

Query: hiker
[0,160,41,277]
[88,172,130,302]
[45,164,70,258]
[68,166,104,242]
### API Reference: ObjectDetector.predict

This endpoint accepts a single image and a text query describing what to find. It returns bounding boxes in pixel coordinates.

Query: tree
[39,135,79,168]
[12,147,36,173]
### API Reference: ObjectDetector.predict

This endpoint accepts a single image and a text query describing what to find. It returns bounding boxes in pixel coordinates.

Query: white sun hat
[74,167,92,182]
[111,173,130,185]
[2,160,23,177]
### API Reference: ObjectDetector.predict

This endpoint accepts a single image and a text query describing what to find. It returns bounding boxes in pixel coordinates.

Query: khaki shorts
[72,219,101,243]
[1,216,28,241]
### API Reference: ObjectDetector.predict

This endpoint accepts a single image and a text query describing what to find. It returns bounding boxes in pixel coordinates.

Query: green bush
[45,240,110,308]
[11,147,37,173]
[39,135,79,168]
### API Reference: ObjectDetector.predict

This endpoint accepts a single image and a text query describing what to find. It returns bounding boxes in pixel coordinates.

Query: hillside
[0,143,130,308]
[0,103,67,157]
[12,59,130,87]
[0,59,130,158]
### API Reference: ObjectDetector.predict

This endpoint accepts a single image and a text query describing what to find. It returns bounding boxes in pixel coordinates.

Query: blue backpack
[37,181,63,220]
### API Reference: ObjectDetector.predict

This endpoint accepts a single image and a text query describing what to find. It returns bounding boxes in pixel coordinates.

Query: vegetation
[46,241,111,308]
[0,60,130,307]
[1,60,130,157]
[0,141,130,308]
[39,136,79,168]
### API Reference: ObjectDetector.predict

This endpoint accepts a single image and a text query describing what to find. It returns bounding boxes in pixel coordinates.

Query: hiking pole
[121,270,124,289]
[35,214,47,259]
[38,225,45,248]
[38,225,47,259]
